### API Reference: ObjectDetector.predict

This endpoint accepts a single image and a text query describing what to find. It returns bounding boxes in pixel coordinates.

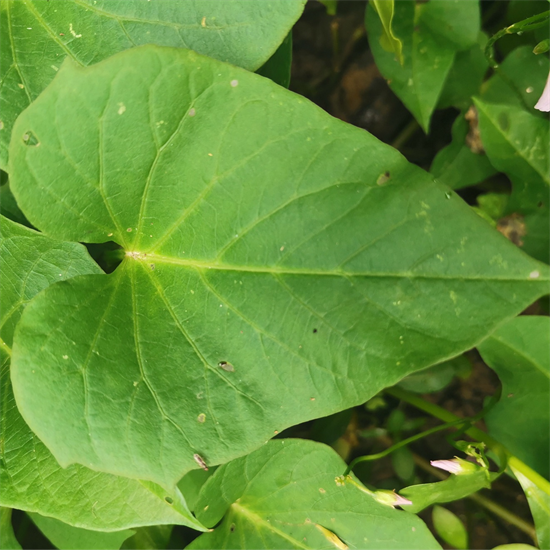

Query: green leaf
[481,46,549,113]
[188,439,440,549]
[521,207,550,264]
[28,513,134,550]
[366,0,480,131]
[398,355,471,394]
[177,469,216,514]
[9,46,549,488]
[401,469,491,514]
[257,32,293,89]
[437,33,489,110]
[0,0,306,171]
[478,316,550,479]
[510,466,550,550]
[432,506,468,550]
[369,0,403,65]
[0,508,21,550]
[475,99,549,212]
[0,217,204,532]
[431,110,498,190]
[121,526,173,550]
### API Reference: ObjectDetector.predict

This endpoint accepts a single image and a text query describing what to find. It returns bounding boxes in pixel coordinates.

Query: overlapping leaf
[478,316,550,479]
[28,513,134,550]
[9,46,549,488]
[0,216,204,531]
[188,439,440,549]
[366,0,480,131]
[0,0,305,169]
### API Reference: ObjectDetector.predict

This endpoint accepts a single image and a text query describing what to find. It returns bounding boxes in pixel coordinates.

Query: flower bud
[430,457,480,475]
[373,489,413,508]
[534,39,550,55]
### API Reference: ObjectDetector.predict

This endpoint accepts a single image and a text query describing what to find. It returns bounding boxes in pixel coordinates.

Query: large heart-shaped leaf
[478,316,550,479]
[9,46,549,488]
[188,439,441,549]
[0,0,305,170]
[0,216,204,531]
[366,0,480,131]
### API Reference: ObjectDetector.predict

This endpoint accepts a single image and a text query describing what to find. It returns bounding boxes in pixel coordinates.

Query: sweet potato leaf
[9,46,549,487]
[188,439,440,549]
[0,216,205,531]
[0,0,305,170]
[478,316,550,479]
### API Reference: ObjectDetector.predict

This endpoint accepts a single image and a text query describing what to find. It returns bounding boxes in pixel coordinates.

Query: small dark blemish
[230,523,236,532]
[313,328,318,333]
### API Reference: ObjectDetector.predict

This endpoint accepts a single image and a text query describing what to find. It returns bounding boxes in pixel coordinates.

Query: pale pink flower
[430,457,479,475]
[373,489,413,508]
[535,73,550,112]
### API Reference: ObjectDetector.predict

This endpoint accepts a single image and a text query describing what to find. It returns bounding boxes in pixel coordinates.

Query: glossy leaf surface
[188,439,440,549]
[28,513,134,550]
[0,0,305,169]
[0,217,204,531]
[9,46,549,487]
[478,316,550,479]
[366,0,480,131]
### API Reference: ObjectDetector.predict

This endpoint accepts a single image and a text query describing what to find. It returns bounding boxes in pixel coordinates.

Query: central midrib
[125,252,549,282]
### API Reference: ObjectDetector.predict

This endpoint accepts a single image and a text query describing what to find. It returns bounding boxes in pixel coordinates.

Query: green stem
[386,386,550,497]
[344,417,470,476]
[391,119,420,150]
[485,10,550,68]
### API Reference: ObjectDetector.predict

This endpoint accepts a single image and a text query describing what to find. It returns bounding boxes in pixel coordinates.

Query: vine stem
[385,386,550,497]
[484,10,550,68]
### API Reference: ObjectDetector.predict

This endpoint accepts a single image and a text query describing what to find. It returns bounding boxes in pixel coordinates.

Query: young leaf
[9,46,549,488]
[430,109,497,190]
[478,316,550,479]
[28,513,134,550]
[401,469,491,514]
[432,506,468,550]
[0,508,21,550]
[0,217,205,531]
[369,0,403,65]
[188,439,440,549]
[0,0,306,170]
[366,0,480,131]
[510,466,550,550]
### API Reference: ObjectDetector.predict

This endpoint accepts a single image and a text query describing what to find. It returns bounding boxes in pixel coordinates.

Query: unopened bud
[373,489,413,508]
[430,457,480,475]
[534,39,550,55]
